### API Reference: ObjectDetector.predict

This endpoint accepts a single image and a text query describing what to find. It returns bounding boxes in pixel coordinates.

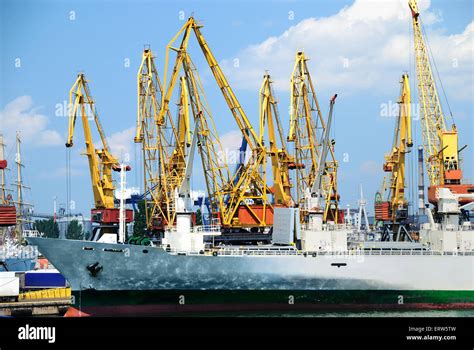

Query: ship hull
[27,237,474,315]
[71,289,474,316]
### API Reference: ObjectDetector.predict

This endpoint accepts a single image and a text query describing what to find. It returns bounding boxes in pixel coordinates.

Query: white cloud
[105,126,136,162]
[68,127,135,178]
[219,129,243,153]
[58,127,135,184]
[38,129,63,146]
[220,0,473,101]
[0,96,63,146]
[218,129,249,166]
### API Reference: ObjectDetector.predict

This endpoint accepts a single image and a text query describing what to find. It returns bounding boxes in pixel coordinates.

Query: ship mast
[12,132,32,240]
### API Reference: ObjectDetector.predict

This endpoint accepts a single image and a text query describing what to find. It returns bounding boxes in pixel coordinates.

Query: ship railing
[166,225,221,234]
[194,225,221,234]
[301,223,352,231]
[361,248,474,256]
[163,246,474,257]
[330,224,352,231]
[303,249,474,256]
[213,248,474,257]
[216,246,300,256]
[164,249,207,256]
[163,247,300,256]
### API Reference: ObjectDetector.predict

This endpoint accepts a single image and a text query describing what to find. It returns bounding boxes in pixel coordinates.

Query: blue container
[24,271,67,289]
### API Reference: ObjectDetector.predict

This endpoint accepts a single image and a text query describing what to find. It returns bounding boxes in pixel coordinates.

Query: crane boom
[160,17,272,228]
[67,73,118,210]
[135,48,188,231]
[181,53,230,220]
[259,74,294,207]
[311,94,337,196]
[409,0,473,205]
[388,74,412,219]
[409,0,449,185]
[288,52,323,204]
[375,74,413,226]
[66,73,132,227]
[191,20,272,227]
[288,52,340,223]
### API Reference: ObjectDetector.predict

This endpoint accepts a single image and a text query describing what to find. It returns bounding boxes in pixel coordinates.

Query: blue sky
[0,0,472,217]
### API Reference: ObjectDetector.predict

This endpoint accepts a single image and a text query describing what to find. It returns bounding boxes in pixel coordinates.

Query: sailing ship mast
[12,132,33,240]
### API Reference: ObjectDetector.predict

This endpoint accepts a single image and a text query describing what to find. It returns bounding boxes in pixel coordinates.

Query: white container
[0,275,20,297]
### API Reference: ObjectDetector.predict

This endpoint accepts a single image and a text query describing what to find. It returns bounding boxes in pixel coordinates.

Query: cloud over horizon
[220,0,473,101]
[0,95,63,147]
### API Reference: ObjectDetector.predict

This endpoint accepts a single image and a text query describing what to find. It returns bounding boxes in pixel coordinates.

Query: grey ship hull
[26,237,474,315]
[27,237,474,292]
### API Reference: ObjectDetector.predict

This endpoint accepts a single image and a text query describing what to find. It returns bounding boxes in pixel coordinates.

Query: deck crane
[159,17,273,229]
[259,74,295,207]
[306,94,338,218]
[66,73,133,233]
[193,132,249,226]
[134,48,189,231]
[288,51,341,223]
[374,74,414,241]
[409,0,474,208]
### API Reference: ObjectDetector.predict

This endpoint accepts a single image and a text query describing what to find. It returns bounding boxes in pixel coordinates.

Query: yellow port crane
[259,74,295,207]
[181,53,232,224]
[159,17,272,229]
[134,48,189,231]
[288,51,340,223]
[67,73,132,227]
[375,74,413,241]
[409,0,473,205]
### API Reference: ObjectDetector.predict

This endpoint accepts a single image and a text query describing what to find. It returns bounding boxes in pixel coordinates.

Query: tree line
[34,219,89,240]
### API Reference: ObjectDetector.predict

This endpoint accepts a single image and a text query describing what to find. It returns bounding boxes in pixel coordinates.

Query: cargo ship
[27,188,474,316]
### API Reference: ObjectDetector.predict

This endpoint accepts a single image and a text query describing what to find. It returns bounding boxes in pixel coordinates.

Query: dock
[0,287,71,316]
